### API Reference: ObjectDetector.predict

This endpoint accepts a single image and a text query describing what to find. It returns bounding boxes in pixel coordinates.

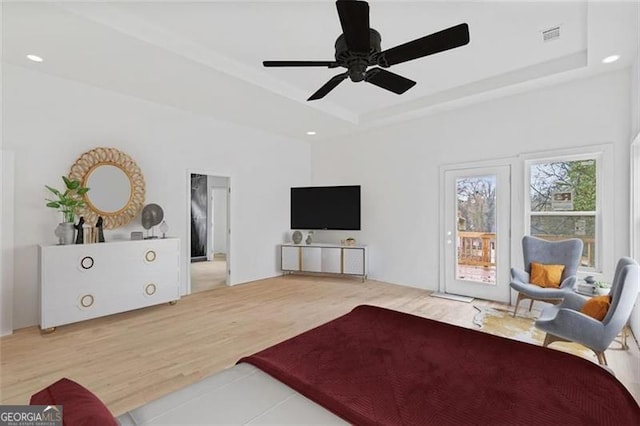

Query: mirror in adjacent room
[69,147,145,229]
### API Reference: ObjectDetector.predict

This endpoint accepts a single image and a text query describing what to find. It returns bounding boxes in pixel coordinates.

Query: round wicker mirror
[69,147,145,229]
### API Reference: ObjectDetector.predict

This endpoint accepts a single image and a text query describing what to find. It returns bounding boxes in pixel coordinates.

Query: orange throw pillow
[529,262,565,288]
[580,295,611,321]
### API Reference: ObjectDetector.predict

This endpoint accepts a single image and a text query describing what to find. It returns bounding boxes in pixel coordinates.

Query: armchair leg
[542,333,568,348]
[513,293,526,317]
[595,351,608,366]
[621,325,629,350]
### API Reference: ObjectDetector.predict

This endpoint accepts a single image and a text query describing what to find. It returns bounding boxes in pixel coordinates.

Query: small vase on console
[305,231,314,245]
[55,222,75,245]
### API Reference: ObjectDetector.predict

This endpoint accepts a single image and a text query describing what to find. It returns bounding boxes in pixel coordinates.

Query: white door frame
[439,158,514,303]
[629,134,640,339]
[632,133,640,261]
[185,170,231,294]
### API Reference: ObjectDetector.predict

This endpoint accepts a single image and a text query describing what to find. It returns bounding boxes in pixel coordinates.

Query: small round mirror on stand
[69,147,145,229]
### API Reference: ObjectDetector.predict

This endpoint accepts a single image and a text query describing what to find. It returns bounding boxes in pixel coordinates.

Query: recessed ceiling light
[602,55,620,64]
[306,131,317,136]
[26,54,43,63]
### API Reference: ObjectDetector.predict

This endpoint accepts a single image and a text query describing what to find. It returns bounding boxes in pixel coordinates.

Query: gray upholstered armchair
[510,236,583,317]
[535,257,640,365]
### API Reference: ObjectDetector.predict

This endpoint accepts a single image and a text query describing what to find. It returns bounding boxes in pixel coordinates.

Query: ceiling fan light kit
[263,0,470,101]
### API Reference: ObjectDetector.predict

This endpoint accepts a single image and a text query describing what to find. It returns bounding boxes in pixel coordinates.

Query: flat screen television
[291,185,361,230]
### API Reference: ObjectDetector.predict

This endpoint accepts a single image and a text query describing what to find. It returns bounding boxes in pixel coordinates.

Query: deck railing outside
[457,232,595,269]
[457,231,496,268]
[532,234,595,268]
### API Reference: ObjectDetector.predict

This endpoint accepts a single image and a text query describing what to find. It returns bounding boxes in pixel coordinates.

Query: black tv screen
[291,185,361,230]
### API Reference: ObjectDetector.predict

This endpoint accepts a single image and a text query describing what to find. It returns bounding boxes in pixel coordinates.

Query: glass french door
[443,165,511,302]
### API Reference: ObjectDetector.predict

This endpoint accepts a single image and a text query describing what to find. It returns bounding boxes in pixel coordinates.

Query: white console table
[280,243,368,281]
[39,238,181,331]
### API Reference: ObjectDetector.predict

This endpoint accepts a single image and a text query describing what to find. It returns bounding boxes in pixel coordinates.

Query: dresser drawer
[40,239,181,330]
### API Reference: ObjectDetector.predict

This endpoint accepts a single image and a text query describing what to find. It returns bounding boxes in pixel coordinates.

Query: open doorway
[189,173,230,293]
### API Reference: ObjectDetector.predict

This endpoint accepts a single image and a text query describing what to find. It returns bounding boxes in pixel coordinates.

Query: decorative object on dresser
[39,238,181,332]
[281,242,367,281]
[141,203,164,239]
[95,216,105,242]
[45,176,90,245]
[159,220,169,239]
[291,230,303,244]
[69,147,145,229]
[54,223,75,246]
[130,231,143,240]
[74,216,85,244]
[305,230,314,245]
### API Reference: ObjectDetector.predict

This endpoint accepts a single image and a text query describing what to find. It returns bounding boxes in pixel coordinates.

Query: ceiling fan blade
[379,23,470,67]
[364,68,416,94]
[336,0,370,53]
[263,60,339,68]
[308,73,349,101]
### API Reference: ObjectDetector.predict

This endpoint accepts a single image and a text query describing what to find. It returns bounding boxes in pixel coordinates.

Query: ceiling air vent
[542,26,560,42]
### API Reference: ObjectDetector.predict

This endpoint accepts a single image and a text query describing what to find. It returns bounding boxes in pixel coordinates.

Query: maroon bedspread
[239,305,640,425]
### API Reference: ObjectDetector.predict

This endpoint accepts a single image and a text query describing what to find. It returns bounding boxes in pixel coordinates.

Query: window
[525,153,601,272]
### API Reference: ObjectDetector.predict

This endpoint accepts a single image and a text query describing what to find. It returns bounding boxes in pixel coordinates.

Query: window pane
[530,215,596,268]
[456,175,496,284]
[530,159,596,212]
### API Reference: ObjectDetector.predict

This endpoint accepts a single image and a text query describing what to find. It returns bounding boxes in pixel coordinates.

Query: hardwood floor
[1,275,638,416]
[190,255,227,293]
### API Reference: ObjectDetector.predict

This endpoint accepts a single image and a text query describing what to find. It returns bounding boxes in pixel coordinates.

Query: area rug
[472,305,596,360]
[239,305,639,425]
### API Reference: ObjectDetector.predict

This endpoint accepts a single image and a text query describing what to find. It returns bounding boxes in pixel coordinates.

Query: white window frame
[522,144,613,276]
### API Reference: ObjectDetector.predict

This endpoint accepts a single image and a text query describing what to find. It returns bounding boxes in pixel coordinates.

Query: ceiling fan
[263,0,470,101]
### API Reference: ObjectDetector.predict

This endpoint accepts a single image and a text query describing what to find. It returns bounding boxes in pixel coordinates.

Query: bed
[36,305,640,425]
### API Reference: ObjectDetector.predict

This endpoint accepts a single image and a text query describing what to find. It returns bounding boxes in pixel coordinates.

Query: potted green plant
[595,281,611,296]
[45,176,89,244]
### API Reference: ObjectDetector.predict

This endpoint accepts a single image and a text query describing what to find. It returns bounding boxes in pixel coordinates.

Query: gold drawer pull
[145,283,157,296]
[144,250,157,262]
[80,294,94,308]
[80,256,94,270]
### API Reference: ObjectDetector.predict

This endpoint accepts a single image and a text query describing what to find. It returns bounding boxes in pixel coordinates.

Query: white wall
[312,70,631,291]
[1,151,15,336]
[0,2,12,336]
[3,64,311,330]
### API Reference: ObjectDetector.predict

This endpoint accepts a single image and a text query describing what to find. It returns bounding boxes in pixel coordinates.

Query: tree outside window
[528,158,598,269]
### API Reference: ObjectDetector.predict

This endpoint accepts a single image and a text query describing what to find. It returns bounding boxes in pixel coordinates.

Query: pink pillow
[30,378,117,426]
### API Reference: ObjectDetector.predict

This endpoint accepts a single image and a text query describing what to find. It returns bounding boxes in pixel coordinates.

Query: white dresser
[281,243,368,281]
[39,238,181,331]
